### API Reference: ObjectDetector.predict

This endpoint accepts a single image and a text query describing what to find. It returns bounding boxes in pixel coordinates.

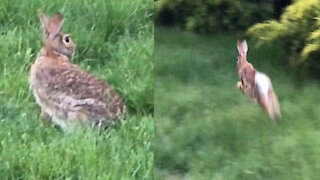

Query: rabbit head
[236,40,248,68]
[39,12,76,59]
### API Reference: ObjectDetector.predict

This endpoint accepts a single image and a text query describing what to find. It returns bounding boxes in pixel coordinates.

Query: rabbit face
[236,40,248,69]
[46,32,76,59]
[39,12,76,59]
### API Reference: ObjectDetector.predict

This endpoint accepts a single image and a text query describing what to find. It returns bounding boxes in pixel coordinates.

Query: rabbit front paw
[237,81,243,90]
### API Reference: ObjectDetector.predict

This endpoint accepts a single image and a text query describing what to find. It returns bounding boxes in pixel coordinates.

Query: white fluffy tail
[255,72,281,121]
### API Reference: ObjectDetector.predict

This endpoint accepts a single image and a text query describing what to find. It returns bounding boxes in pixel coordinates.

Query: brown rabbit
[29,12,126,130]
[236,40,281,121]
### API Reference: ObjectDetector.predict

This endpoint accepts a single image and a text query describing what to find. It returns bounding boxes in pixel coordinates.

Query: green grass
[0,0,153,179]
[155,27,320,179]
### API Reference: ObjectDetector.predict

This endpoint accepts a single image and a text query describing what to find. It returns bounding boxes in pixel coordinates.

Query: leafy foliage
[155,0,273,33]
[248,0,320,76]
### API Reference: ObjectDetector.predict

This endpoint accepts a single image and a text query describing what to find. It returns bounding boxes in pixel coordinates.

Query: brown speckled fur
[29,13,125,129]
[237,41,258,100]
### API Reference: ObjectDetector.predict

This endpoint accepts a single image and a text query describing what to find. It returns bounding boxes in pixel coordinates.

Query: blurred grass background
[0,0,153,179]
[155,27,320,179]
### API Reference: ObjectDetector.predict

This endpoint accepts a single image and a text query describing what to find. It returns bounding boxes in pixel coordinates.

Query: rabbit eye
[64,36,70,43]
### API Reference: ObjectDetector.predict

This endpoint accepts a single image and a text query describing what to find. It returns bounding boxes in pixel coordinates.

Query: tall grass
[0,0,153,179]
[155,27,320,180]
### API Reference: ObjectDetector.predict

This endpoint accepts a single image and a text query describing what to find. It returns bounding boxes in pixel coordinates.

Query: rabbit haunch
[255,72,271,98]
[29,13,125,129]
[236,40,281,121]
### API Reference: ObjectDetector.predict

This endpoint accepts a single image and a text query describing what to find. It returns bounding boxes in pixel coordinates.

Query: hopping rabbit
[29,12,126,130]
[236,40,281,121]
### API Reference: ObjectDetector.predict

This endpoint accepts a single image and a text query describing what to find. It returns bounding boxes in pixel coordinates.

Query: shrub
[248,0,320,76]
[155,0,273,33]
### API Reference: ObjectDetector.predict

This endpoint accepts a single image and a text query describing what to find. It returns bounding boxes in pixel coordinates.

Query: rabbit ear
[237,40,248,56]
[237,40,242,54]
[241,40,248,54]
[39,12,63,37]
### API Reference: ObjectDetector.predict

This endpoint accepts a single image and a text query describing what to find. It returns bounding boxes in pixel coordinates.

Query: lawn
[0,0,153,179]
[155,27,320,180]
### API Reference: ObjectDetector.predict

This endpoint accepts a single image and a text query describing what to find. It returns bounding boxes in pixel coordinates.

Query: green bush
[248,0,320,76]
[155,0,273,33]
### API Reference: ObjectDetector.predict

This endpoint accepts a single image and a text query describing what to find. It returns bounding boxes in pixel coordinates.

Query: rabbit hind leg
[39,108,52,126]
[258,95,275,121]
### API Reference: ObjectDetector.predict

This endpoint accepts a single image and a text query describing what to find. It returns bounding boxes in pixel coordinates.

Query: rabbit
[236,40,281,121]
[29,12,126,130]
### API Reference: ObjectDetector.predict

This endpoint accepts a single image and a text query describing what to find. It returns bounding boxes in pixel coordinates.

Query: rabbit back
[238,62,257,99]
[30,56,125,128]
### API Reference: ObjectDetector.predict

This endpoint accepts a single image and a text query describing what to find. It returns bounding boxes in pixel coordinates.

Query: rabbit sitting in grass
[29,12,126,130]
[236,40,281,121]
